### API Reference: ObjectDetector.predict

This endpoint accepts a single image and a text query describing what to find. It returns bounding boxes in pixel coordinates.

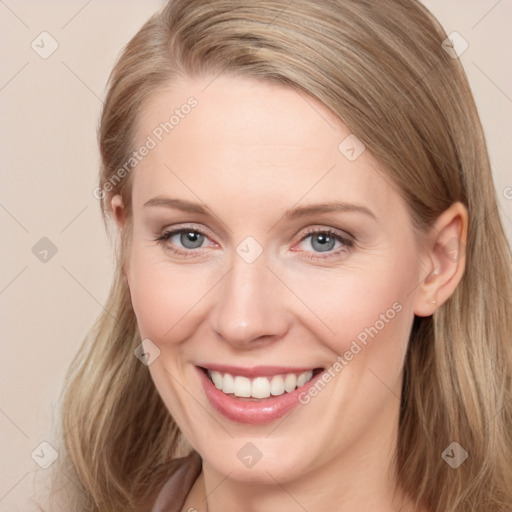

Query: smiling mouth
[200,367,324,400]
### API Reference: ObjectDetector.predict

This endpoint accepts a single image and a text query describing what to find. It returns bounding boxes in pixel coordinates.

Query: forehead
[131,74,403,219]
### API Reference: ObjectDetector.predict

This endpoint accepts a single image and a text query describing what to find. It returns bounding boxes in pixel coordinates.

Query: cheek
[127,242,215,345]
[286,248,419,370]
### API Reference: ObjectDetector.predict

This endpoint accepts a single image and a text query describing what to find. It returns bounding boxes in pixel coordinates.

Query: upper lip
[198,364,322,378]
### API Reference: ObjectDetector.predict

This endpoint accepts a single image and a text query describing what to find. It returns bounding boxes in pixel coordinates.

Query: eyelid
[157,224,353,242]
[297,225,354,244]
[291,226,355,260]
[159,223,214,240]
[154,223,217,254]
[155,223,355,260]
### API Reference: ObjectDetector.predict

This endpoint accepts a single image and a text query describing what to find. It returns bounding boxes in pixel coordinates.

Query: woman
[55,0,512,511]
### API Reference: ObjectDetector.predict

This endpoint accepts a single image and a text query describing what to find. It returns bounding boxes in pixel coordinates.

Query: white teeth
[297,370,313,387]
[270,375,285,396]
[211,370,223,390]
[222,373,234,394]
[233,376,251,397]
[284,373,297,392]
[251,377,271,399]
[207,369,315,399]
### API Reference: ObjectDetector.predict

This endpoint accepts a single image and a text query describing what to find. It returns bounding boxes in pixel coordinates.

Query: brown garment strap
[151,451,202,512]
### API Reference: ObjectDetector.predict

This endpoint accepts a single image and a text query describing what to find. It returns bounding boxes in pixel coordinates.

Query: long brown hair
[55,1,512,510]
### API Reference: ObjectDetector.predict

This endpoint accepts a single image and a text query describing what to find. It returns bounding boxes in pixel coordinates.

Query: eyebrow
[143,197,376,221]
[144,197,209,214]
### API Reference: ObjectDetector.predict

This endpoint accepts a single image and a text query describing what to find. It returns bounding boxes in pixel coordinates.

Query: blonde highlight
[54,1,512,510]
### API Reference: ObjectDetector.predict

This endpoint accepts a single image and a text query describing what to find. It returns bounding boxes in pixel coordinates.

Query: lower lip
[197,367,322,425]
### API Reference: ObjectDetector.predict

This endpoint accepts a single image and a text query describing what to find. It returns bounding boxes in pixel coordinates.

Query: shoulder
[151,451,202,512]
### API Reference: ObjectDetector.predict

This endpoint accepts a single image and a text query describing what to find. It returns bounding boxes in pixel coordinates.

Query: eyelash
[154,225,212,259]
[298,227,354,260]
[154,225,355,260]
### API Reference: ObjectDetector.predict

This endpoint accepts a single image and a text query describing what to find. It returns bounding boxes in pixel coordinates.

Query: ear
[413,201,468,317]
[111,194,126,231]
[110,194,131,279]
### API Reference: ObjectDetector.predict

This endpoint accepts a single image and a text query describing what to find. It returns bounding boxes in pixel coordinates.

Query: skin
[111,74,467,512]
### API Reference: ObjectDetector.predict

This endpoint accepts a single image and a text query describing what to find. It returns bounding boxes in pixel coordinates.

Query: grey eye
[309,233,337,252]
[179,231,205,249]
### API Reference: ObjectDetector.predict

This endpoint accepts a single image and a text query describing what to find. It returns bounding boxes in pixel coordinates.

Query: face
[120,74,429,484]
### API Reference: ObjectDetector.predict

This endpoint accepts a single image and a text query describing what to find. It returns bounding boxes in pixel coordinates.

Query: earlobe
[413,202,468,317]
[111,195,126,231]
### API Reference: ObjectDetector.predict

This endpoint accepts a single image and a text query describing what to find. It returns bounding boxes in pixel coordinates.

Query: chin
[199,437,317,485]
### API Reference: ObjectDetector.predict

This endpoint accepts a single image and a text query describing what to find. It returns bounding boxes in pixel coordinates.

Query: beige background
[1,1,511,509]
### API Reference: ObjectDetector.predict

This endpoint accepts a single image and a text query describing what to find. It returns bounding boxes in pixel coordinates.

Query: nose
[210,252,290,349]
